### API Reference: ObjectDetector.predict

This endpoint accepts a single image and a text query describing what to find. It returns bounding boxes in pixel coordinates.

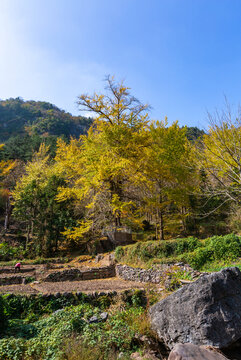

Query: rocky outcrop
[168,344,229,360]
[149,267,241,350]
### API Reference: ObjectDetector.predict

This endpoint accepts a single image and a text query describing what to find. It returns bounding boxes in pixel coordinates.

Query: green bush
[115,246,124,261]
[175,237,201,255]
[1,294,79,321]
[186,234,241,269]
[0,299,148,360]
[187,247,213,269]
[208,234,241,261]
[115,234,241,270]
[0,296,7,335]
[0,243,24,261]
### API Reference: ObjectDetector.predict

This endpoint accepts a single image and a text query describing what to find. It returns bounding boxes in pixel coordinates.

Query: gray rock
[149,267,241,350]
[168,344,229,360]
[95,254,103,263]
[88,315,99,324]
[130,351,161,360]
[88,312,108,324]
[100,312,108,321]
[53,309,63,315]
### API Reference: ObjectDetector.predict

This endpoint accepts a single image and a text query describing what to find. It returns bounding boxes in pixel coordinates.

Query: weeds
[115,233,241,270]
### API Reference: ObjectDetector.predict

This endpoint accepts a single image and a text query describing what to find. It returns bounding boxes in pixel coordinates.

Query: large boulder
[168,344,229,360]
[149,267,241,350]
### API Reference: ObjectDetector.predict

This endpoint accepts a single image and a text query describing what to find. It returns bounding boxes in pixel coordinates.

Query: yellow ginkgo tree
[196,108,241,212]
[134,120,195,240]
[55,76,150,241]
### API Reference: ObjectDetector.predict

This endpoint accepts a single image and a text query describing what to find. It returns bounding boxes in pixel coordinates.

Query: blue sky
[1,0,241,128]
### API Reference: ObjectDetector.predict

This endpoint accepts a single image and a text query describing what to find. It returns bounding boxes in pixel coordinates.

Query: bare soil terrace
[0,255,151,295]
[0,278,146,295]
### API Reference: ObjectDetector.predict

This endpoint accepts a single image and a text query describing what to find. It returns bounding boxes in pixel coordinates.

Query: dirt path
[0,278,146,295]
[0,284,39,294]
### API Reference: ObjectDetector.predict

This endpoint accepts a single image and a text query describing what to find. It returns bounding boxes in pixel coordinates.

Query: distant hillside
[0,98,205,162]
[0,97,93,142]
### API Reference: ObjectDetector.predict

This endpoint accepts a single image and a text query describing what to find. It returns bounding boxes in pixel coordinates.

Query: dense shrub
[187,248,213,269]
[207,234,241,261]
[115,246,124,261]
[0,243,24,261]
[175,237,201,255]
[1,293,82,321]
[0,296,7,334]
[115,234,241,270]
[0,296,148,360]
[115,237,202,265]
[187,234,241,269]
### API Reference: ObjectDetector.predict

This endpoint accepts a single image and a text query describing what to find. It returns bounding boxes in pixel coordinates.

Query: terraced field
[0,260,146,295]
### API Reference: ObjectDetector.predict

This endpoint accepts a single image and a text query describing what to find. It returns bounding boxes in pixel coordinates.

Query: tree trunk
[4,195,12,231]
[115,210,122,228]
[159,211,164,240]
[26,223,30,250]
[181,206,187,234]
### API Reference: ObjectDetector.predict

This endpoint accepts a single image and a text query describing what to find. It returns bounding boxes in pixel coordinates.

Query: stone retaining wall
[116,264,164,284]
[43,265,116,282]
[0,268,35,274]
[116,264,199,285]
[0,276,25,285]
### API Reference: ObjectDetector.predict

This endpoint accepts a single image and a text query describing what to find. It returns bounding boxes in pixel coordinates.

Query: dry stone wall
[0,276,25,285]
[116,264,200,285]
[116,264,164,284]
[43,265,116,282]
[0,267,35,274]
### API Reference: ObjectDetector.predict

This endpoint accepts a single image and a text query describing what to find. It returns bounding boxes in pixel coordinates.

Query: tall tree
[197,105,241,208]
[12,145,75,256]
[55,76,150,241]
[135,120,194,240]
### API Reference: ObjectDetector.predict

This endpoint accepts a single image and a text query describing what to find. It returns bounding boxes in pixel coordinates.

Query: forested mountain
[185,126,205,141]
[0,97,93,161]
[0,97,92,141]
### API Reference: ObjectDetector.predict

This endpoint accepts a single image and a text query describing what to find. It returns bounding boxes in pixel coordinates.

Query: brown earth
[0,278,146,295]
[0,255,153,295]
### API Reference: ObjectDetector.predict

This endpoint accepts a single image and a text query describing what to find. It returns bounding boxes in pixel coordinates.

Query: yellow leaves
[0,159,16,177]
[201,123,241,183]
[0,144,16,179]
[62,219,93,243]
[55,137,83,179]
[13,143,61,201]
[111,194,134,216]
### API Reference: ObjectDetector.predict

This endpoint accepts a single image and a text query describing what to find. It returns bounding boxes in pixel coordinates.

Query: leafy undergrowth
[115,233,241,271]
[0,291,156,360]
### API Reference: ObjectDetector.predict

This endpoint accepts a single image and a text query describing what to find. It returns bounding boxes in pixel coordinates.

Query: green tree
[12,145,75,256]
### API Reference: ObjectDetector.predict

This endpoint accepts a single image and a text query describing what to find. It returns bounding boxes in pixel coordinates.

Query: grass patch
[115,233,241,271]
